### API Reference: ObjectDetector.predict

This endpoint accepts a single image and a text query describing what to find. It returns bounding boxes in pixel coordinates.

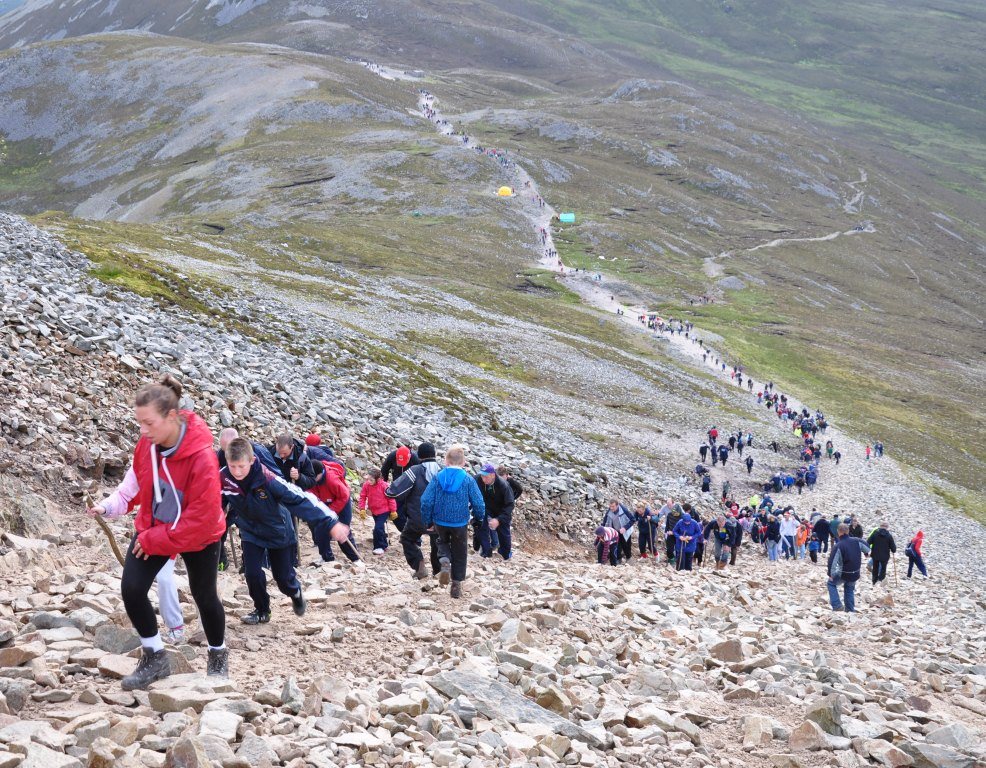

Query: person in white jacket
[779,510,800,561]
[87,468,186,644]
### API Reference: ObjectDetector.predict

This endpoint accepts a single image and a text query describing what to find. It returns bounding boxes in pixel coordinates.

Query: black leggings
[121,536,225,647]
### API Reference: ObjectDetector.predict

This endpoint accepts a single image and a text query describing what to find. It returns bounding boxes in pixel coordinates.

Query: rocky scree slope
[1,212,986,767]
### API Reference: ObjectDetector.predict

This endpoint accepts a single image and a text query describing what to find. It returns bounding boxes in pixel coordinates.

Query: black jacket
[866,528,897,561]
[476,475,515,518]
[384,460,440,528]
[812,518,831,542]
[269,438,318,490]
[381,449,420,482]
[505,476,523,500]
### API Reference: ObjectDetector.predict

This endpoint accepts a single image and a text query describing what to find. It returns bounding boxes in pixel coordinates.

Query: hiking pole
[85,492,126,568]
[892,553,898,587]
[229,530,240,571]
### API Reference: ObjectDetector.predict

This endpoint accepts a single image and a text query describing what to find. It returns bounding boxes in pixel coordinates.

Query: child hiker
[359,468,397,554]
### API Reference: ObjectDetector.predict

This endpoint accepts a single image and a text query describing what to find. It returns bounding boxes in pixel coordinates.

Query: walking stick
[892,553,898,587]
[229,530,240,571]
[85,493,125,567]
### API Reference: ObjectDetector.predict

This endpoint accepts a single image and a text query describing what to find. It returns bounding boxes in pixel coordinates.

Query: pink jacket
[359,480,396,516]
[102,468,139,519]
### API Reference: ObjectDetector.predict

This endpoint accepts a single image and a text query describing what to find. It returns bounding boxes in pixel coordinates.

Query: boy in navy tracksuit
[221,439,351,624]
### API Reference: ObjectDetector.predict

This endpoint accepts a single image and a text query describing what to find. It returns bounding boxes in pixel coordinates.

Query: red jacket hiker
[309,460,351,514]
[359,480,396,516]
[130,411,225,558]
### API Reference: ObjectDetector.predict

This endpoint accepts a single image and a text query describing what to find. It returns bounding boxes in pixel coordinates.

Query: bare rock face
[0,476,57,538]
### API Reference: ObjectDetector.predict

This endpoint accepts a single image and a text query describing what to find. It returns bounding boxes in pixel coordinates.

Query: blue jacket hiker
[672,513,703,570]
[221,441,344,625]
[419,445,486,598]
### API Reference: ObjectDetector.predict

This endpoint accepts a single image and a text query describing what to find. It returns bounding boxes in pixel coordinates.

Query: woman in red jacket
[119,374,228,690]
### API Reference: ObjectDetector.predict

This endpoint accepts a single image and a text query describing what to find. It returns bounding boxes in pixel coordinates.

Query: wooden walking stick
[85,492,126,567]
[892,552,898,587]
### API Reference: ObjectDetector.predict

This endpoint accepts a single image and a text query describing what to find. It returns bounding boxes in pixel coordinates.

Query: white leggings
[155,558,184,630]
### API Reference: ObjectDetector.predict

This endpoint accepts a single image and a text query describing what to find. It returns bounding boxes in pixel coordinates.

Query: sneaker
[414,561,430,580]
[351,560,367,571]
[121,649,170,691]
[372,548,385,555]
[291,589,307,617]
[165,626,186,645]
[640,553,648,559]
[207,647,229,678]
[450,581,462,599]
[241,611,271,625]
[438,558,451,587]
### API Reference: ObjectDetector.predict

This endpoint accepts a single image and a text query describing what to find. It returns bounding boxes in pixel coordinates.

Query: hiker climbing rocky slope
[2,201,986,768]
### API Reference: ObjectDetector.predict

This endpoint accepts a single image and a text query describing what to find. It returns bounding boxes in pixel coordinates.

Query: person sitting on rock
[87,467,186,644]
[221,438,351,625]
[420,444,486,598]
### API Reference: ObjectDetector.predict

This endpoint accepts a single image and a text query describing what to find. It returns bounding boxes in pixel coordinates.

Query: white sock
[208,644,226,652]
[140,634,164,653]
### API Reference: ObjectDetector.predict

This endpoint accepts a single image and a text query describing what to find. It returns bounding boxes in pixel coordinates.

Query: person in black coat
[385,442,441,579]
[473,464,516,560]
[812,516,832,553]
[381,444,420,482]
[270,434,320,566]
[827,524,864,612]
[866,523,896,585]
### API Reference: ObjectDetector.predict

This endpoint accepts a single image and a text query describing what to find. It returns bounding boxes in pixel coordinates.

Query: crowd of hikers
[593,372,926,616]
[87,374,523,692]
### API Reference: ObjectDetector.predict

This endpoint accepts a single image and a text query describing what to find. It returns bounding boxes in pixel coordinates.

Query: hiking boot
[121,649,170,691]
[291,589,307,617]
[241,610,271,625]
[414,561,430,580]
[207,647,229,678]
[165,626,186,645]
[450,580,462,599]
[438,558,451,587]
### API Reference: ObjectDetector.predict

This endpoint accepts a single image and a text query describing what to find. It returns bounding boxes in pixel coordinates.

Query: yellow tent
[497,186,513,197]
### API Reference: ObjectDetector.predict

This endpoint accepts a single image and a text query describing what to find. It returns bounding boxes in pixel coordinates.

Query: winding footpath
[358,64,986,591]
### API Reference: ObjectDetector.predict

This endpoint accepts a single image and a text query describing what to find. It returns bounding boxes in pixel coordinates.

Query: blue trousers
[242,540,300,615]
[827,579,856,612]
[372,514,389,550]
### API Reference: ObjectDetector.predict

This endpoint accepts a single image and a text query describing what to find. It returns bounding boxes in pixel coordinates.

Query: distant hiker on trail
[601,499,635,563]
[420,444,486,598]
[827,523,864,612]
[905,531,928,578]
[717,444,729,467]
[222,439,350,626]
[703,514,732,571]
[88,468,185,645]
[664,500,684,565]
[812,514,831,554]
[745,455,754,474]
[765,515,781,562]
[721,480,731,503]
[117,375,228,690]
[780,511,798,560]
[672,508,703,571]
[875,441,884,458]
[833,450,842,465]
[699,444,709,462]
[865,444,872,461]
[701,474,711,493]
[769,441,779,453]
[386,442,442,580]
[359,468,396,555]
[867,522,896,585]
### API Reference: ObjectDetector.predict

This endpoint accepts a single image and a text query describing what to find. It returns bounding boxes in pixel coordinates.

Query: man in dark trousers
[381,443,420,532]
[473,463,515,560]
[812,514,832,554]
[386,442,441,580]
[745,455,754,474]
[827,523,864,612]
[866,522,897,585]
[270,433,321,566]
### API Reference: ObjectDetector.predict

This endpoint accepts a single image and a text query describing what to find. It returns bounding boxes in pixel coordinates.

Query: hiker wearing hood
[120,375,227,691]
[672,511,703,570]
[221,439,350,626]
[386,442,442,579]
[905,531,928,578]
[420,444,486,598]
[866,522,896,585]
